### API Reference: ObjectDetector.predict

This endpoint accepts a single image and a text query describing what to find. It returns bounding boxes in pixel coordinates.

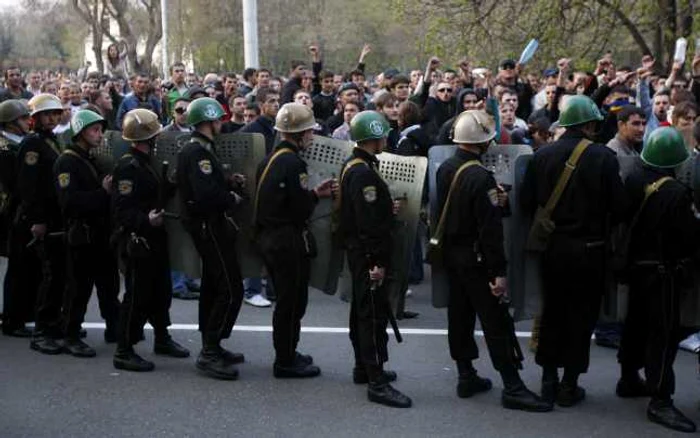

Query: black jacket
[255,141,318,230]
[520,130,627,240]
[436,148,507,277]
[240,116,277,154]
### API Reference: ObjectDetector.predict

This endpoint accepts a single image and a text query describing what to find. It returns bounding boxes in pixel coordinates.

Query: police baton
[159,161,180,220]
[370,279,403,343]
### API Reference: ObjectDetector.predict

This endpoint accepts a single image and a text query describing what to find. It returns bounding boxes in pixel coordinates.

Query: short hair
[349,69,365,79]
[170,62,185,73]
[257,87,278,105]
[318,70,334,81]
[444,68,457,75]
[290,60,306,71]
[228,94,245,107]
[500,88,518,99]
[40,81,57,92]
[242,68,257,81]
[398,101,422,127]
[223,72,237,81]
[256,68,271,76]
[616,105,646,123]
[245,102,261,114]
[375,92,397,110]
[390,75,410,89]
[653,88,670,99]
[293,88,311,99]
[342,100,363,112]
[673,100,698,122]
[87,89,106,104]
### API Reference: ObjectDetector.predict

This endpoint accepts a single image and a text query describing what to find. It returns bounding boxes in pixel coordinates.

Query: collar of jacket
[191,131,214,151]
[66,143,92,159]
[0,130,23,144]
[455,147,482,163]
[352,146,379,166]
[275,140,299,154]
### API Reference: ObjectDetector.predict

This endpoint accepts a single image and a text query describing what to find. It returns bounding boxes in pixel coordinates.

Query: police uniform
[112,148,174,353]
[521,129,626,392]
[255,140,320,374]
[340,147,394,375]
[0,131,35,336]
[436,148,520,377]
[16,128,66,352]
[176,131,244,360]
[54,144,119,348]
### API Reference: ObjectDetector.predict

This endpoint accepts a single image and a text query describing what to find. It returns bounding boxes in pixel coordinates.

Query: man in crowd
[116,72,162,129]
[166,62,190,118]
[0,66,34,102]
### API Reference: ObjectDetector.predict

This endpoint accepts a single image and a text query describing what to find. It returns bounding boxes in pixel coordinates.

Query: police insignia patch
[198,159,212,174]
[487,188,499,206]
[118,180,133,195]
[58,173,70,188]
[25,151,39,165]
[299,173,309,189]
[363,185,377,203]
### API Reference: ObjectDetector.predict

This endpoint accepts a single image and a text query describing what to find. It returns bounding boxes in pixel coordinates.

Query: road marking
[78,322,534,338]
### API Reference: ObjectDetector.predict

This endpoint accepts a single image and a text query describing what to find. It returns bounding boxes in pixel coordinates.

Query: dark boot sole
[367,393,412,408]
[457,382,492,398]
[647,413,697,433]
[273,368,321,379]
[502,398,553,412]
[30,342,63,355]
[154,348,190,358]
[196,363,239,380]
[113,359,155,372]
[63,348,97,358]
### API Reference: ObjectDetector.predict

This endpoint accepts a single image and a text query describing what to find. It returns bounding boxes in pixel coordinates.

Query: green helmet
[558,95,604,127]
[186,97,225,126]
[640,127,689,168]
[350,111,390,143]
[0,99,30,124]
[70,110,106,139]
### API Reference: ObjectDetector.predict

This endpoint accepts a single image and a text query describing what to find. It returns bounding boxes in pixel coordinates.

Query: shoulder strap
[542,138,591,216]
[63,149,99,181]
[252,147,295,225]
[431,159,483,243]
[629,176,673,231]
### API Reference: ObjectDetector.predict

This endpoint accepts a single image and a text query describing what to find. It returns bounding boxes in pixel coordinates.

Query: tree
[70,0,162,74]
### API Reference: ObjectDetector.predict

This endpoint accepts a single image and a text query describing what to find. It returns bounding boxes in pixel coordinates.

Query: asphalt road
[1,264,700,438]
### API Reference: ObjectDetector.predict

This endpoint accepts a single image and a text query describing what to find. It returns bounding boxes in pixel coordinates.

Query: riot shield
[298,136,355,294]
[428,144,537,321]
[679,152,700,328]
[376,152,428,315]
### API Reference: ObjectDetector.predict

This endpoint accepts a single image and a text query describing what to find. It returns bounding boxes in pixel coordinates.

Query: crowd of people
[2,41,700,432]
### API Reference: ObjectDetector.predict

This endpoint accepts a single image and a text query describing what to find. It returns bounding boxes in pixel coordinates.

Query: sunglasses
[438,88,453,93]
[174,107,187,114]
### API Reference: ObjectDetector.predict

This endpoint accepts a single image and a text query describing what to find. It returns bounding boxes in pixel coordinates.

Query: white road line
[78,322,534,338]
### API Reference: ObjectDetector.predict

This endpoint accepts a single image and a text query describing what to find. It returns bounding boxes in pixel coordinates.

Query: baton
[370,279,403,343]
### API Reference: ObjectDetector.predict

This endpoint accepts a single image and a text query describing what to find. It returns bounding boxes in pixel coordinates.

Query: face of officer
[618,113,646,145]
[35,110,62,131]
[296,129,314,150]
[80,123,105,149]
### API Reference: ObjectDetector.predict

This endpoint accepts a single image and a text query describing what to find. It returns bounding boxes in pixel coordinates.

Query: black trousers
[30,228,67,338]
[2,222,39,331]
[536,237,605,373]
[63,235,120,339]
[347,249,389,366]
[259,226,310,363]
[117,234,172,348]
[445,264,520,371]
[188,218,243,347]
[618,266,688,399]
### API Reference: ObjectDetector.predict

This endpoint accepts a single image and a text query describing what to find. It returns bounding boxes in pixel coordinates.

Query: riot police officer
[112,109,190,372]
[436,110,551,412]
[17,94,66,355]
[176,97,245,380]
[54,110,120,357]
[521,95,627,407]
[0,99,33,337]
[340,110,411,408]
[255,103,334,378]
[616,127,697,433]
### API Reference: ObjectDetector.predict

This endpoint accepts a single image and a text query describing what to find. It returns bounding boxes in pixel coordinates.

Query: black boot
[274,353,321,378]
[501,366,552,412]
[63,338,97,358]
[456,361,491,398]
[30,334,63,355]
[154,335,190,358]
[196,347,239,380]
[220,347,245,365]
[647,398,697,433]
[114,346,155,372]
[556,382,586,407]
[366,365,411,408]
[616,370,649,398]
[540,367,559,405]
[3,325,33,338]
[353,365,397,384]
